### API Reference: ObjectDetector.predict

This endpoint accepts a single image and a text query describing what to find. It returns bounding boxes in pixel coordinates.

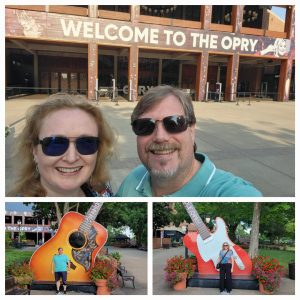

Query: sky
[5,202,33,212]
[271,6,286,21]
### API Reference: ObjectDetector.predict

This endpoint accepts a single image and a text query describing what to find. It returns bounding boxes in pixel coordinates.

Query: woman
[217,242,234,295]
[8,93,114,197]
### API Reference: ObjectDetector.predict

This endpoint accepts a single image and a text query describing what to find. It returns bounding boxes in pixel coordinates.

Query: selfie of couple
[7,85,262,197]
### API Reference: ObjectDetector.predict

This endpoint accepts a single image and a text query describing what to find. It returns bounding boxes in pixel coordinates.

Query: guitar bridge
[72,226,97,271]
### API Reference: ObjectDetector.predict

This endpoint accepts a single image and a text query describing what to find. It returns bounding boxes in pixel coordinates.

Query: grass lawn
[258,248,295,271]
[5,248,35,274]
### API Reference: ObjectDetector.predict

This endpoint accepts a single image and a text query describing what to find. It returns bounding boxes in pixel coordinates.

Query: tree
[98,202,147,247]
[248,202,261,258]
[125,203,147,247]
[153,203,173,237]
[259,202,295,244]
[26,202,85,225]
[172,202,253,242]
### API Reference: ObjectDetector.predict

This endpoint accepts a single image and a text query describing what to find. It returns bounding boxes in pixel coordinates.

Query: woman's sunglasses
[38,136,100,156]
[223,244,229,247]
[131,115,190,136]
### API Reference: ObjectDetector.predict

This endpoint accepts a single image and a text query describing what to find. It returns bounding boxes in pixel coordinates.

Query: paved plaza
[5,95,295,197]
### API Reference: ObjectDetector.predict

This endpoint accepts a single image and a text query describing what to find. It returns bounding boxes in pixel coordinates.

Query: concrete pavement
[5,95,295,196]
[153,246,295,295]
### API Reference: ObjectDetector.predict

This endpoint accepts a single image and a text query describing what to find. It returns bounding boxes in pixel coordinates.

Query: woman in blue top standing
[217,242,234,294]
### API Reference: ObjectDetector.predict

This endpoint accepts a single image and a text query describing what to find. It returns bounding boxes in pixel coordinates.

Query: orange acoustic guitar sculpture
[182,202,252,276]
[30,202,107,282]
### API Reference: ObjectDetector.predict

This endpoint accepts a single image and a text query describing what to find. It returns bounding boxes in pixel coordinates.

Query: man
[51,247,70,295]
[116,85,262,197]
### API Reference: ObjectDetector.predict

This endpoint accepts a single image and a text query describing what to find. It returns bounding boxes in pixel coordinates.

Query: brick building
[5,5,295,101]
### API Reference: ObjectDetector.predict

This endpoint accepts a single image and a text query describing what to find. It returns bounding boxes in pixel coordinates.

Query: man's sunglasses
[131,115,190,136]
[38,136,100,156]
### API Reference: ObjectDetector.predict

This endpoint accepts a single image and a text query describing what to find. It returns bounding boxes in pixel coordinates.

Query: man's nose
[152,121,169,142]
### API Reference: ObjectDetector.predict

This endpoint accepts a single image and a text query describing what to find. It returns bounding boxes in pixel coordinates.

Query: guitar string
[182,202,211,240]
[78,202,103,234]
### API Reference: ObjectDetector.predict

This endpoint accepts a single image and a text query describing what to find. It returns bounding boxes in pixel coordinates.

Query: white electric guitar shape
[183,202,245,270]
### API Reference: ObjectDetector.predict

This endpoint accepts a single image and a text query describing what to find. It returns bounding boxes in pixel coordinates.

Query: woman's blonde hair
[8,93,115,196]
[222,242,230,250]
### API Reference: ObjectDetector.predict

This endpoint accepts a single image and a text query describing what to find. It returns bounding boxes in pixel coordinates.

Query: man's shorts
[54,271,67,284]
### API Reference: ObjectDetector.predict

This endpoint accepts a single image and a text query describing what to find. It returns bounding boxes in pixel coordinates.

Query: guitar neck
[79,202,103,234]
[182,202,211,240]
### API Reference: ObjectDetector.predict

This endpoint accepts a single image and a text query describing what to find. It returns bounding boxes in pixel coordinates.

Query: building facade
[5,5,295,101]
[5,203,54,245]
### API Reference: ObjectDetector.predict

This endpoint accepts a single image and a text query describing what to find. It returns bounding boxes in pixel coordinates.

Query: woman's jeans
[219,263,232,292]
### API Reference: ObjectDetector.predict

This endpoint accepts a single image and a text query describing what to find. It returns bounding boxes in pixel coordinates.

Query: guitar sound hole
[69,232,86,249]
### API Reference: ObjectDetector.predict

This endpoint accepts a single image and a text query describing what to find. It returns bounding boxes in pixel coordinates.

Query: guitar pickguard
[71,225,97,271]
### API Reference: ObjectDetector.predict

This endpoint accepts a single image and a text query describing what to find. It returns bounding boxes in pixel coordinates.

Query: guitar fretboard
[182,202,211,240]
[79,202,103,234]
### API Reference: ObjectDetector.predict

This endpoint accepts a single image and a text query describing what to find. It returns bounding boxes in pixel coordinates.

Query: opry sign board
[6,9,291,58]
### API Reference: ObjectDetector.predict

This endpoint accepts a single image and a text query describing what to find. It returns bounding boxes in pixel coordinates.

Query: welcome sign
[60,19,260,52]
[6,8,291,58]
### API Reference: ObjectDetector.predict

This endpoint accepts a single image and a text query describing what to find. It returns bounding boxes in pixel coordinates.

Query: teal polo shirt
[116,153,262,197]
[53,254,70,272]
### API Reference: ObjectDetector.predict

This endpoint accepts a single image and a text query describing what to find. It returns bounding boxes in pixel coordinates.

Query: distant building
[5,203,55,245]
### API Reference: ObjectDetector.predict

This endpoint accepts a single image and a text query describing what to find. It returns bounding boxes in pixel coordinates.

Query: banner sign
[5,225,51,232]
[5,8,291,58]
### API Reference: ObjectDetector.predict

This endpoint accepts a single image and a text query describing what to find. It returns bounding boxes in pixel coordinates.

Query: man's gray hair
[131,85,196,124]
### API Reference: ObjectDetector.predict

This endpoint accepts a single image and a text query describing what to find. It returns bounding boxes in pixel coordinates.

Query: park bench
[117,265,135,288]
[162,243,170,249]
[5,275,30,295]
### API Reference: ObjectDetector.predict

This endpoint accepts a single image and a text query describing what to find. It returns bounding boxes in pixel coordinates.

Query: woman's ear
[32,146,38,163]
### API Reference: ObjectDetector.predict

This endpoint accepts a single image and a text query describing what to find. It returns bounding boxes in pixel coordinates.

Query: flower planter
[259,283,274,295]
[173,272,187,291]
[94,279,110,295]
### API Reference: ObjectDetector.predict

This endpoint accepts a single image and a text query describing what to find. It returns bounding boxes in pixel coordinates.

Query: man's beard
[148,158,180,180]
[145,142,181,180]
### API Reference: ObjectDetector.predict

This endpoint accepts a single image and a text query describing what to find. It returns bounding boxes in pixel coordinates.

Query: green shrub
[110,251,121,261]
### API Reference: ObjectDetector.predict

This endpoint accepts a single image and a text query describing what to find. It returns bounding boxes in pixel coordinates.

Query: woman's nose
[62,141,80,162]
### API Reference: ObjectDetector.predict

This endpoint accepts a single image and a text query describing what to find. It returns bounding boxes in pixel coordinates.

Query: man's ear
[190,124,196,143]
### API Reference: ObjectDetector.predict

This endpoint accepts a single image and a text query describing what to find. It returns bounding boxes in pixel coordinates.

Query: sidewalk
[153,246,295,295]
[5,96,295,196]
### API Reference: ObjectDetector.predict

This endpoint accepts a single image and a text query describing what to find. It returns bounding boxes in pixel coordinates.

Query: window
[243,6,264,28]
[5,216,12,224]
[211,6,233,25]
[99,5,129,13]
[140,5,200,21]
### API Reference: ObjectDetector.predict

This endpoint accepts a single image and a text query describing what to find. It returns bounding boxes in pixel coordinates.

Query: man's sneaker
[63,291,67,295]
[220,291,227,295]
[55,291,60,295]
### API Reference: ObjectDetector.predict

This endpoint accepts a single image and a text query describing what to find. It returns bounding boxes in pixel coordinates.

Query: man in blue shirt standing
[52,247,70,295]
[116,85,262,197]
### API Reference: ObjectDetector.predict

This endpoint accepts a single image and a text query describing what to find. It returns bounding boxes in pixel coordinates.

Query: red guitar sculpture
[182,202,252,276]
[30,202,107,282]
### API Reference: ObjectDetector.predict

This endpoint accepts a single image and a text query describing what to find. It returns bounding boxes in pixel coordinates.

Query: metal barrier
[5,87,87,99]
[205,91,223,102]
[235,91,279,105]
[95,86,120,104]
[205,91,282,104]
